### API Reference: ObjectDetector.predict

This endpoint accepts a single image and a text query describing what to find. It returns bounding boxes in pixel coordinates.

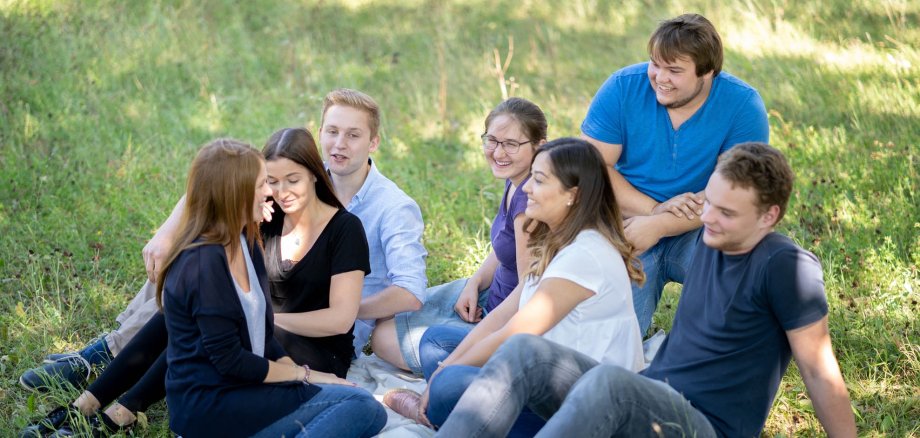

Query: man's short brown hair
[321,88,381,139]
[648,14,723,77]
[716,142,794,223]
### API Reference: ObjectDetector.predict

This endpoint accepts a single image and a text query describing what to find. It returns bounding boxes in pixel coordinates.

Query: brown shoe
[383,388,431,427]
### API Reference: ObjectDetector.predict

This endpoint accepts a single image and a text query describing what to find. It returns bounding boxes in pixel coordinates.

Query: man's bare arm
[581,134,658,218]
[788,317,857,437]
[357,284,422,321]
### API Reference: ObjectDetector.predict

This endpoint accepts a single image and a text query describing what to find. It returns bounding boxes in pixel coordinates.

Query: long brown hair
[156,139,265,307]
[524,138,644,285]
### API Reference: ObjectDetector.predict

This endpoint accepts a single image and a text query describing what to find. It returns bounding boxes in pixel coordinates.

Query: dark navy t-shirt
[641,233,828,437]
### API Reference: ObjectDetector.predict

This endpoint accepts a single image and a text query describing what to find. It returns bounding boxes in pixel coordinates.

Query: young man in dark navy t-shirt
[436,143,856,438]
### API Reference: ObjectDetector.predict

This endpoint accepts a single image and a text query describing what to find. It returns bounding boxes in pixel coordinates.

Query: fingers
[661,193,703,219]
[333,377,358,387]
[466,299,478,323]
[261,200,274,222]
[454,301,471,322]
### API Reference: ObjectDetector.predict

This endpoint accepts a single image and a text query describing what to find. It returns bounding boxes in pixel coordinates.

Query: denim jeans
[633,228,701,334]
[436,334,715,438]
[253,384,386,438]
[395,279,489,375]
[419,324,471,380]
[421,326,546,436]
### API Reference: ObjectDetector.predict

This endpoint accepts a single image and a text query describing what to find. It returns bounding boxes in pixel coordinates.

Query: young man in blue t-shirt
[581,13,769,333]
[436,143,856,437]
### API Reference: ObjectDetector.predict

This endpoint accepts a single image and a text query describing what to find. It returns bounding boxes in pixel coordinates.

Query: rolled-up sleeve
[379,200,428,303]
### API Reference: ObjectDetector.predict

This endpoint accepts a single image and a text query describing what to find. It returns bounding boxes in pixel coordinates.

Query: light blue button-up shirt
[346,160,428,353]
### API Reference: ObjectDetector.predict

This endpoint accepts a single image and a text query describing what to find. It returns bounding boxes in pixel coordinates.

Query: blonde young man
[20,89,427,391]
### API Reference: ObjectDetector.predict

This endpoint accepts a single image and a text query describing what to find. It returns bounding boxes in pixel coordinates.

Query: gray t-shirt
[232,234,266,357]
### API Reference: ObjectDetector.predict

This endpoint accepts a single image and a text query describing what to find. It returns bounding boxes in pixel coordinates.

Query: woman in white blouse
[386,137,646,434]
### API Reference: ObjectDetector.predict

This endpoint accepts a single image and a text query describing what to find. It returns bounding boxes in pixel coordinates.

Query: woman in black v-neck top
[261,128,370,378]
[262,207,369,377]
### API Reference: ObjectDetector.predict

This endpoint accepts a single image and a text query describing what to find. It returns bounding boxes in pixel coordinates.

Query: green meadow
[1,0,917,435]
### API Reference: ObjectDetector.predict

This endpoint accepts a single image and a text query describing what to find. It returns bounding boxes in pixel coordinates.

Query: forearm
[609,168,658,218]
[274,309,355,337]
[441,299,515,366]
[448,327,513,368]
[470,252,499,291]
[264,360,306,383]
[803,364,857,437]
[153,195,186,242]
[651,211,702,238]
[356,285,422,320]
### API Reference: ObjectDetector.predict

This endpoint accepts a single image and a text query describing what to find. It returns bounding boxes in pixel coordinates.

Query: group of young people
[19,13,856,438]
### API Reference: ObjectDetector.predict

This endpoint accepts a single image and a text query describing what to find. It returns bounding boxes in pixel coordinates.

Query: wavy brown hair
[156,138,264,307]
[524,138,644,286]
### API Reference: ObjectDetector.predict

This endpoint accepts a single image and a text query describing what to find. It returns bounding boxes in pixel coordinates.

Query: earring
[566,200,573,206]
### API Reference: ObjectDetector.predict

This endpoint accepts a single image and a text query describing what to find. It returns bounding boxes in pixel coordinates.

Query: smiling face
[320,104,379,178]
[522,152,576,230]
[647,55,712,110]
[266,157,317,215]
[252,162,272,221]
[700,172,779,255]
[482,114,536,186]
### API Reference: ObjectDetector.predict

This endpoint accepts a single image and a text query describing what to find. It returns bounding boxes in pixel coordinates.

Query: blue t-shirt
[486,176,529,311]
[581,62,769,202]
[641,233,828,437]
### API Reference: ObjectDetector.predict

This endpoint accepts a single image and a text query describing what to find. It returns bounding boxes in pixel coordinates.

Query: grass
[1,0,917,436]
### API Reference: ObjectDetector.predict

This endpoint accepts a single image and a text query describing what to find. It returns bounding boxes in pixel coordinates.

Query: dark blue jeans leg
[419,325,471,380]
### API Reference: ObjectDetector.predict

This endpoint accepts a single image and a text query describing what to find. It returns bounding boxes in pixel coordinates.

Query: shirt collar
[352,158,379,204]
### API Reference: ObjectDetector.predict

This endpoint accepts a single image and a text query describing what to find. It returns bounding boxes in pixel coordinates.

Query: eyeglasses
[481,134,532,154]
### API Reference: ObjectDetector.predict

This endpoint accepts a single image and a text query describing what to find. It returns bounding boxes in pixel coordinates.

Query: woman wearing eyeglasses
[372,98,546,380]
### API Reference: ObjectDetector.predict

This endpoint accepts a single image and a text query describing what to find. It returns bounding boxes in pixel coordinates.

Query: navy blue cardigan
[163,240,320,437]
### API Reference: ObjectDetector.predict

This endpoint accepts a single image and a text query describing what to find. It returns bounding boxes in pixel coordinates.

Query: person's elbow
[404,295,423,312]
[393,283,424,311]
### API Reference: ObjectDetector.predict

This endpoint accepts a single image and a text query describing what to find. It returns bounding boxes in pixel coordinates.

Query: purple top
[485,176,530,311]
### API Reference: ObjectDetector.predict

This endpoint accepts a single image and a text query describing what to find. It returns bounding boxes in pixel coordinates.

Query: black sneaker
[50,411,132,438]
[18,405,80,438]
[19,354,91,392]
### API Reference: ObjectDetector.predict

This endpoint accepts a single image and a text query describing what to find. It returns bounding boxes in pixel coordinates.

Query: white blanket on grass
[347,354,433,438]
[345,330,666,437]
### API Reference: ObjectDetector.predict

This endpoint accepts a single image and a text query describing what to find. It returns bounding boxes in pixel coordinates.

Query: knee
[370,320,396,355]
[368,401,387,436]
[580,364,634,392]
[419,326,460,364]
[342,391,386,437]
[419,325,454,350]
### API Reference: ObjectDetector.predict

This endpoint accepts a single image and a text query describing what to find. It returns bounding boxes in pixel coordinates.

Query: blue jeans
[395,279,490,375]
[253,384,386,438]
[436,334,715,438]
[421,326,546,437]
[633,228,701,334]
